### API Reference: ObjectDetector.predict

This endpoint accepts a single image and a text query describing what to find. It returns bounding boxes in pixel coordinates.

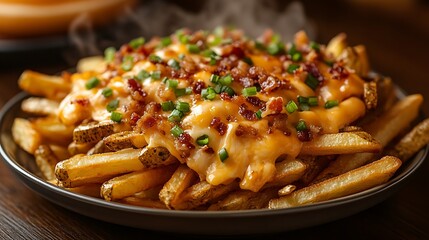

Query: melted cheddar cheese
[58,29,367,192]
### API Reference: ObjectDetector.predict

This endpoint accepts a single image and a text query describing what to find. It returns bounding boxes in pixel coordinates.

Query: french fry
[298,156,333,186]
[67,141,95,156]
[103,131,147,151]
[21,97,59,116]
[326,33,347,59]
[73,121,115,144]
[66,184,102,198]
[87,140,110,155]
[34,145,59,180]
[101,165,176,201]
[11,118,42,154]
[387,118,429,162]
[139,146,177,169]
[159,165,198,209]
[269,156,402,209]
[278,185,296,196]
[32,117,74,145]
[363,81,377,110]
[49,144,71,161]
[18,70,71,100]
[55,148,144,187]
[314,94,423,182]
[76,56,106,73]
[264,158,307,188]
[208,187,278,211]
[119,197,167,209]
[300,131,381,156]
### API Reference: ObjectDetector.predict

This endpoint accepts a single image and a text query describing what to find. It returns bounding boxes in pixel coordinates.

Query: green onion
[168,109,183,122]
[213,26,225,37]
[305,74,319,90]
[215,85,235,96]
[292,52,302,62]
[218,148,229,162]
[286,100,298,113]
[187,44,200,53]
[151,70,161,80]
[160,37,172,47]
[309,41,320,51]
[221,38,233,45]
[166,79,178,89]
[201,49,215,58]
[137,70,151,81]
[161,101,175,111]
[149,54,162,63]
[242,86,257,97]
[196,134,209,146]
[325,100,339,109]
[255,109,263,119]
[296,120,307,131]
[162,77,169,83]
[174,88,187,97]
[168,59,180,70]
[242,57,253,66]
[110,112,123,122]
[324,60,334,67]
[101,88,113,98]
[179,34,189,44]
[219,74,233,85]
[178,53,185,60]
[106,99,119,112]
[121,56,134,71]
[176,101,190,113]
[297,96,308,104]
[201,87,216,100]
[104,47,116,63]
[308,96,319,106]
[208,36,222,46]
[287,64,300,74]
[129,37,145,49]
[255,41,266,50]
[210,74,220,84]
[300,103,310,111]
[185,87,193,95]
[209,57,217,65]
[85,77,100,90]
[170,125,184,137]
[267,42,283,55]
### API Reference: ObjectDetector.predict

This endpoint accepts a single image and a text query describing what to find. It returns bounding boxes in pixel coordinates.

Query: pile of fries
[12,28,429,211]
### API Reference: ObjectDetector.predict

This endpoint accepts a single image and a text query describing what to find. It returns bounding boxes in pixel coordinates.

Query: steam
[65,0,314,64]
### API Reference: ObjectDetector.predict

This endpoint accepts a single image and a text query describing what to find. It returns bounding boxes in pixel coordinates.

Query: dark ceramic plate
[0,91,427,235]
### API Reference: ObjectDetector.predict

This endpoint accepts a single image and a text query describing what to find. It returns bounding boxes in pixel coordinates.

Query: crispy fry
[55,148,144,187]
[364,81,377,110]
[278,185,296,196]
[32,117,74,145]
[11,118,42,154]
[101,165,176,201]
[73,121,115,144]
[119,197,167,209]
[76,56,106,73]
[103,131,147,151]
[298,156,333,186]
[87,140,110,155]
[34,145,59,180]
[208,187,278,211]
[18,70,71,100]
[300,131,381,155]
[66,184,102,198]
[139,146,177,169]
[326,33,347,59]
[67,141,95,156]
[269,156,402,209]
[21,97,59,116]
[48,144,71,160]
[264,158,307,188]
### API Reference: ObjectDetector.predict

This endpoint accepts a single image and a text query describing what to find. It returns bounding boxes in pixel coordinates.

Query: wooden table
[1,1,429,239]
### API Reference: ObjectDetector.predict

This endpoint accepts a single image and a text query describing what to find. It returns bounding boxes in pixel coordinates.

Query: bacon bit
[202,145,215,154]
[129,112,141,126]
[259,75,284,93]
[238,104,257,121]
[177,132,195,155]
[246,96,266,108]
[127,78,147,101]
[304,63,325,82]
[72,98,89,106]
[61,71,72,82]
[329,62,350,80]
[267,97,284,114]
[192,81,206,94]
[235,125,259,137]
[141,115,157,129]
[145,102,161,114]
[238,77,255,88]
[219,92,232,101]
[226,115,237,122]
[210,117,228,135]
[297,129,312,142]
[266,114,290,136]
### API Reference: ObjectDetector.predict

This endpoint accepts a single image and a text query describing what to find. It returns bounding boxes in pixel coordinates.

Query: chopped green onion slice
[308,96,319,106]
[174,88,187,97]
[324,60,334,67]
[137,70,151,81]
[187,44,200,53]
[160,37,172,47]
[185,87,193,95]
[325,100,339,109]
[267,42,283,55]
[242,57,253,66]
[201,87,216,100]
[208,36,222,46]
[297,96,308,104]
[218,148,229,162]
[168,109,183,122]
[101,88,113,98]
[178,53,185,60]
[292,52,302,62]
[151,70,161,80]
[286,100,298,113]
[296,120,307,131]
[242,86,257,97]
[106,99,119,112]
[305,74,319,90]
[255,41,266,50]
[255,109,263,119]
[168,59,180,70]
[129,37,145,49]
[300,103,310,111]
[104,47,116,63]
[210,74,220,84]
[110,112,123,123]
[196,134,209,146]
[176,101,190,113]
[219,74,233,85]
[161,101,175,111]
[209,57,217,65]
[85,77,100,90]
[179,34,189,44]
[201,49,215,58]
[149,54,162,63]
[166,79,178,89]
[309,41,320,51]
[215,85,235,96]
[287,64,300,74]
[170,125,184,137]
[121,56,134,71]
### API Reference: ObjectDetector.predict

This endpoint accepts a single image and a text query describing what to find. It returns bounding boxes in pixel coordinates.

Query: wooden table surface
[1,1,429,239]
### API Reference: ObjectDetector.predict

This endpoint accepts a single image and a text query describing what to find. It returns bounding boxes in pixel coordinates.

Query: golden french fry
[21,97,59,116]
[119,197,167,209]
[103,131,147,151]
[388,118,429,162]
[300,131,381,156]
[139,146,177,169]
[34,145,59,180]
[363,81,377,110]
[73,121,115,144]
[298,156,333,186]
[326,33,347,59]
[32,117,74,145]
[49,144,71,161]
[55,148,144,187]
[278,185,296,196]
[66,184,102,198]
[159,164,198,209]
[101,165,176,201]
[269,156,402,209]
[133,185,163,200]
[18,70,71,100]
[264,158,307,188]
[208,187,278,211]
[12,118,42,154]
[67,141,95,156]
[76,56,106,73]
[87,140,110,155]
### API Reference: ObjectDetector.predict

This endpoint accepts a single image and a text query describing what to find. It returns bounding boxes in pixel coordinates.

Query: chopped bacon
[210,117,228,135]
[329,62,350,80]
[73,98,89,106]
[202,145,215,154]
[238,104,257,121]
[246,96,266,108]
[235,125,259,137]
[129,112,141,126]
[192,81,206,94]
[127,78,147,101]
[141,115,157,129]
[219,92,232,101]
[266,114,290,136]
[238,76,255,88]
[304,63,325,82]
[259,75,283,93]
[267,97,284,114]
[177,132,195,150]
[297,129,312,142]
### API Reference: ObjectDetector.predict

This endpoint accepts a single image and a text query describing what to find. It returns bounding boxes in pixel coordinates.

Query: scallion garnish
[137,70,151,81]
[110,112,122,122]
[287,64,300,74]
[300,103,310,111]
[325,100,339,109]
[104,47,116,63]
[286,100,298,113]
[149,54,162,63]
[101,88,113,98]
[305,74,319,90]
[85,77,100,90]
[121,56,134,71]
[151,70,161,80]
[174,88,187,97]
[196,134,209,146]
[129,37,145,49]
[168,59,180,70]
[187,44,200,53]
[106,99,119,112]
[242,86,257,97]
[296,120,307,131]
[215,85,235,96]
[210,74,220,84]
[309,41,320,51]
[255,109,263,119]
[297,96,308,104]
[267,42,283,55]
[201,87,216,100]
[176,101,190,113]
[292,52,303,62]
[168,109,183,122]
[160,37,172,47]
[219,74,233,85]
[218,148,229,162]
[170,125,184,137]
[166,79,178,89]
[308,96,319,106]
[161,101,175,111]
